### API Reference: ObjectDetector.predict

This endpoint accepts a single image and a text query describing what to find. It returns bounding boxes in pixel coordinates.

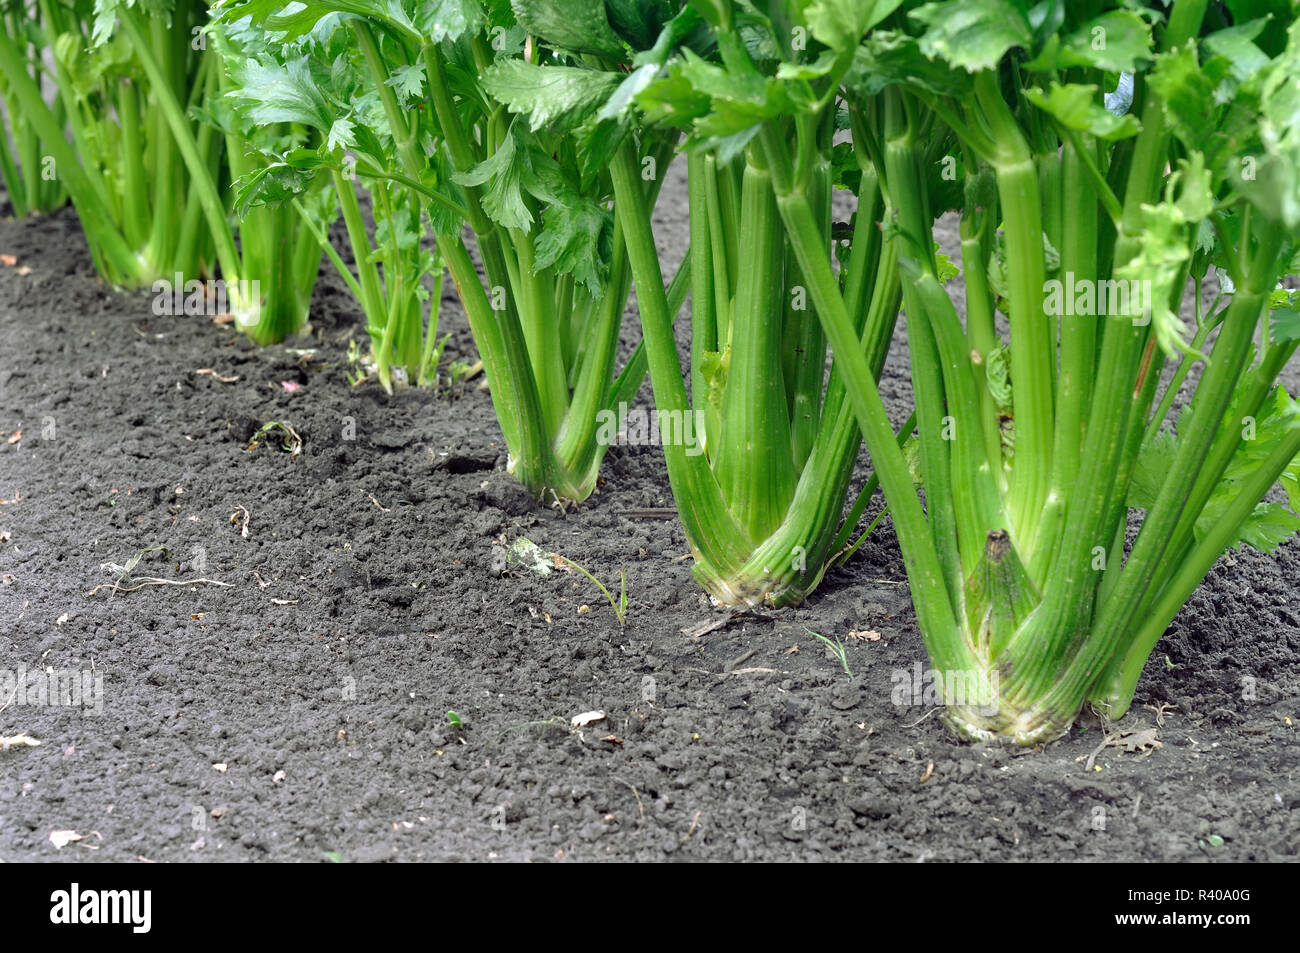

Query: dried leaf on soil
[1109,727,1163,755]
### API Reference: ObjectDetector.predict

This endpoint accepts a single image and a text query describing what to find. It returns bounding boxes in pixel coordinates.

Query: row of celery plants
[201,0,1300,739]
[10,0,1300,743]
[618,0,1300,741]
[0,0,327,343]
[450,2,948,605]
[218,0,692,496]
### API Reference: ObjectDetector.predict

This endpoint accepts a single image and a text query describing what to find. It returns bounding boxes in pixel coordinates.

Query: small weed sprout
[552,553,628,627]
[805,627,853,678]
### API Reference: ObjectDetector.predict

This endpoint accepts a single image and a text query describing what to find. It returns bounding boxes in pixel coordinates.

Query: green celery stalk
[712,154,796,541]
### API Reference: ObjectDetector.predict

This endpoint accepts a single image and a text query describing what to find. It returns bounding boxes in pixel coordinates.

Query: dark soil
[1,166,1298,863]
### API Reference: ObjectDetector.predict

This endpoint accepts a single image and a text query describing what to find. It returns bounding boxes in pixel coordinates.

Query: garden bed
[1,173,1297,862]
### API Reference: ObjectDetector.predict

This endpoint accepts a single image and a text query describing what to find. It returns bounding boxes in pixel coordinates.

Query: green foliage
[1133,388,1300,555]
[1026,10,1154,73]
[910,0,1031,73]
[1024,83,1142,140]
[511,0,625,55]
[453,127,533,229]
[481,60,620,133]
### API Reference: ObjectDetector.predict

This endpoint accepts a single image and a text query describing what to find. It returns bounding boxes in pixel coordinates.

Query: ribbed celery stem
[713,154,796,542]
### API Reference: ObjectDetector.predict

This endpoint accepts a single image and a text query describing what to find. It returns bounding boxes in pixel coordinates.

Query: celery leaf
[452,127,531,229]
[910,0,1031,73]
[511,0,625,56]
[1025,83,1141,140]
[482,59,620,133]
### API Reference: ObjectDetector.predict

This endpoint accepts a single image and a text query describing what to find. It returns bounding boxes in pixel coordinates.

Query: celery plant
[111,2,332,343]
[219,0,685,499]
[0,0,217,285]
[215,10,446,389]
[0,2,68,216]
[668,0,1300,741]
[592,1,935,606]
[0,1,326,342]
